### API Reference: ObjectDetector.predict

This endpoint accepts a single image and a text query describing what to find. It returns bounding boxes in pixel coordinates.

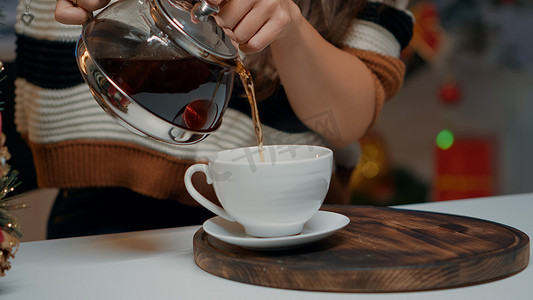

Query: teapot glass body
[76,0,238,144]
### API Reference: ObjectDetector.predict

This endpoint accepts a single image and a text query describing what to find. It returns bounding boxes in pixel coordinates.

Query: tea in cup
[184,145,333,237]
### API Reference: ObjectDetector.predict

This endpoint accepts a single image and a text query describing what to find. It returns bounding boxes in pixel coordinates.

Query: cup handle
[184,164,235,222]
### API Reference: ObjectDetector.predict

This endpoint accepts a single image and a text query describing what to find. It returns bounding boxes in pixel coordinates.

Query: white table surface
[1,193,531,300]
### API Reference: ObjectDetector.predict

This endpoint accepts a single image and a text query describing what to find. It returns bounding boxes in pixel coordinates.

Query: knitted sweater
[14,0,413,204]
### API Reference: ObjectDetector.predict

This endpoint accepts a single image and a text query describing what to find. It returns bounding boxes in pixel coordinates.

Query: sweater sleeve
[341,0,414,129]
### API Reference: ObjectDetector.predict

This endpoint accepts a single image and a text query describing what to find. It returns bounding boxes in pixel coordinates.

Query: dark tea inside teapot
[76,0,238,144]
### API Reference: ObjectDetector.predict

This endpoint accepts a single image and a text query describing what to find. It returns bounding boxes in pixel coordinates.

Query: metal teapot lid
[151,0,238,61]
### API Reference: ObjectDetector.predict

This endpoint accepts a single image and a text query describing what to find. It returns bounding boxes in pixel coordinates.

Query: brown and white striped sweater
[14,0,413,204]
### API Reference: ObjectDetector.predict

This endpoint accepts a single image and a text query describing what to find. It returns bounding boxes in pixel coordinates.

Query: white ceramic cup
[184,145,333,237]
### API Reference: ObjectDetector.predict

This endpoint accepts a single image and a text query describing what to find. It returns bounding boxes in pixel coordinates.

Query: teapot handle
[193,1,220,22]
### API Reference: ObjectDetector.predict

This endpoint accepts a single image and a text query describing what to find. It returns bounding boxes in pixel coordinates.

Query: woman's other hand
[55,0,111,25]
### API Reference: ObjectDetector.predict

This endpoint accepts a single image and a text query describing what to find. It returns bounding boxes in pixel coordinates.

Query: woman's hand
[205,0,302,54]
[55,0,111,25]
[204,1,376,146]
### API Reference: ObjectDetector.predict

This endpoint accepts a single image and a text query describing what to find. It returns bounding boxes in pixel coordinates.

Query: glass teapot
[76,0,238,144]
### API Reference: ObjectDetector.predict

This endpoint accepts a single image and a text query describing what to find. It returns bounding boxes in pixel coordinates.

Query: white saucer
[202,211,350,250]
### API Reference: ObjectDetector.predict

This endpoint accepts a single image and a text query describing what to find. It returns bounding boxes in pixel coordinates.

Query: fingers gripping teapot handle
[193,0,220,22]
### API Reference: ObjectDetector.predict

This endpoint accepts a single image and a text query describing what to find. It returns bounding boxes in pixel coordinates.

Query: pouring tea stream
[76,0,264,157]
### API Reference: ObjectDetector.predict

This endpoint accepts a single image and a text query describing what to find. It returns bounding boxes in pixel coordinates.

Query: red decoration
[439,82,461,104]
[434,138,496,201]
[402,2,445,63]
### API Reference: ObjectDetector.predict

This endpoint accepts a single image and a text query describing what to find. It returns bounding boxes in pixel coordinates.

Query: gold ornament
[0,60,24,276]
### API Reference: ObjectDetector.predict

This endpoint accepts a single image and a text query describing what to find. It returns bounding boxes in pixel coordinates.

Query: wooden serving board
[193,205,529,292]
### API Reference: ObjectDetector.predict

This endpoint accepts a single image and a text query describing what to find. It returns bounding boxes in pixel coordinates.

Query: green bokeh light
[436,129,454,150]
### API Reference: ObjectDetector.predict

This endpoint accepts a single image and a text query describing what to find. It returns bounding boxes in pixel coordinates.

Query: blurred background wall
[350,0,533,205]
